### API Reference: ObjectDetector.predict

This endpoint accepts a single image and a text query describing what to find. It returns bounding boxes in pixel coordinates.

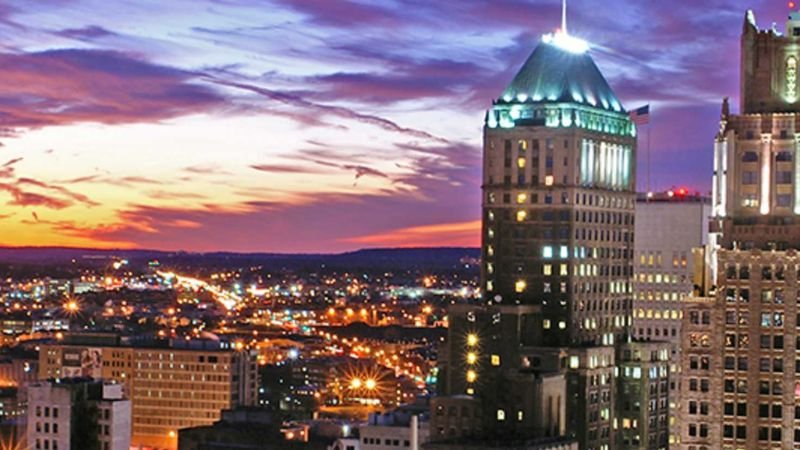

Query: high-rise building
[26,379,131,450]
[632,191,712,445]
[37,334,258,450]
[633,192,712,343]
[433,16,670,450]
[691,8,800,450]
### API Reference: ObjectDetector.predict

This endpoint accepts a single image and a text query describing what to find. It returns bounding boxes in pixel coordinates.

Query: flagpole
[646,103,651,195]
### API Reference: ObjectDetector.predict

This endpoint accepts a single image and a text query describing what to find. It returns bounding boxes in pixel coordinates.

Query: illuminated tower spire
[562,0,567,34]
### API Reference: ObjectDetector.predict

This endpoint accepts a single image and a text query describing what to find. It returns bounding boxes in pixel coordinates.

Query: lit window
[543,319,551,329]
[543,264,552,275]
[517,158,526,169]
[466,370,477,383]
[558,321,566,329]
[466,387,474,395]
[466,334,478,347]
[491,354,500,366]
[516,193,527,204]
[569,356,580,369]
[516,210,527,222]
[517,410,524,421]
[560,264,568,275]
[542,246,553,258]
[545,175,554,186]
[497,409,505,421]
[515,280,527,293]
[559,245,568,258]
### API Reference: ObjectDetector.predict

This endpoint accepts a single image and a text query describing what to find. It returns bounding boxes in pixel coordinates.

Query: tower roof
[499,36,624,113]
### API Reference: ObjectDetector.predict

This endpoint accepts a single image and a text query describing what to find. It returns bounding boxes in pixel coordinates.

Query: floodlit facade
[690,9,800,450]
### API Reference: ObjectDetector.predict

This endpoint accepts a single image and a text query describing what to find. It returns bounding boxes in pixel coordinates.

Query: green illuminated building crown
[487,34,635,137]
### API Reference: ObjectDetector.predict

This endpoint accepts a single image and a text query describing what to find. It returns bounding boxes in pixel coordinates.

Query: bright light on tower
[350,378,362,389]
[466,370,477,383]
[542,31,589,54]
[466,334,478,347]
[466,352,477,364]
[365,378,377,390]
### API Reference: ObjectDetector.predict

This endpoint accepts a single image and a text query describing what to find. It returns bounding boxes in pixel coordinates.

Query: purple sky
[0,1,792,252]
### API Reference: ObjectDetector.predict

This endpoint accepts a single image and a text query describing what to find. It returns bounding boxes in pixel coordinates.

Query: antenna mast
[562,0,567,34]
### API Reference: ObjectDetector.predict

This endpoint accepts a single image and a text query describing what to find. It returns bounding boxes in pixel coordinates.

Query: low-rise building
[26,378,131,450]
[38,334,258,449]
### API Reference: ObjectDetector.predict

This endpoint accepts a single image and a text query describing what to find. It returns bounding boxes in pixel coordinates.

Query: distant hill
[0,246,480,271]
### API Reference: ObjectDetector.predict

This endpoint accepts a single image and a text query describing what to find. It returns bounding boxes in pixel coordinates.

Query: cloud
[209,78,449,143]
[0,49,225,130]
[183,165,231,176]
[0,157,22,178]
[268,0,397,28]
[16,177,98,207]
[249,164,329,174]
[0,182,73,209]
[54,25,116,40]
[343,220,480,247]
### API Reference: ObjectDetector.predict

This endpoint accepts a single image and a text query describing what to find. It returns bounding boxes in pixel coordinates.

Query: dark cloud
[250,164,329,174]
[0,182,73,209]
[209,78,449,143]
[16,177,98,207]
[0,49,224,130]
[54,25,115,40]
[0,157,22,178]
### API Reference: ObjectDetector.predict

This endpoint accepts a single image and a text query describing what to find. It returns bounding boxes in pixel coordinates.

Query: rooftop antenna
[562,0,568,34]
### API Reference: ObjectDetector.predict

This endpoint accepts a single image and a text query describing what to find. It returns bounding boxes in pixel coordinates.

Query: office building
[632,191,712,445]
[38,334,258,450]
[689,8,800,450]
[26,379,131,450]
[433,13,664,449]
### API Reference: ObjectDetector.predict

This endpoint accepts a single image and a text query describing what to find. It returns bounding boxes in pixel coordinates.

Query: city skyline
[0,1,792,252]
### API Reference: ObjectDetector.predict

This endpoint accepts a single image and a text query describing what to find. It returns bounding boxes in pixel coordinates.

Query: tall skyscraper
[692,9,800,450]
[432,17,672,450]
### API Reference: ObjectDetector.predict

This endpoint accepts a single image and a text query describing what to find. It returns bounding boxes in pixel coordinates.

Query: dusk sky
[0,1,793,252]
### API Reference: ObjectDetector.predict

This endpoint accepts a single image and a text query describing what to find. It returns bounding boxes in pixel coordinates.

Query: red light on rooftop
[791,1,797,9]
[677,187,687,196]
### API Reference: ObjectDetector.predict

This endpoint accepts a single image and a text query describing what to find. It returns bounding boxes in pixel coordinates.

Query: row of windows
[33,439,58,450]
[633,291,686,302]
[34,422,58,434]
[637,251,688,268]
[723,288,790,304]
[725,265,787,280]
[723,378,785,395]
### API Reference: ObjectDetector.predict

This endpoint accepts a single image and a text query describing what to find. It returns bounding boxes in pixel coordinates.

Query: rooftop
[498,32,624,113]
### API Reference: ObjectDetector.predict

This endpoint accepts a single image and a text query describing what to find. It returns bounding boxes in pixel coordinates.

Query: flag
[629,105,650,125]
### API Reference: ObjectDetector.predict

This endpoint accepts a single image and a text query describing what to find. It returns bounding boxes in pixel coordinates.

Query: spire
[562,0,567,34]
